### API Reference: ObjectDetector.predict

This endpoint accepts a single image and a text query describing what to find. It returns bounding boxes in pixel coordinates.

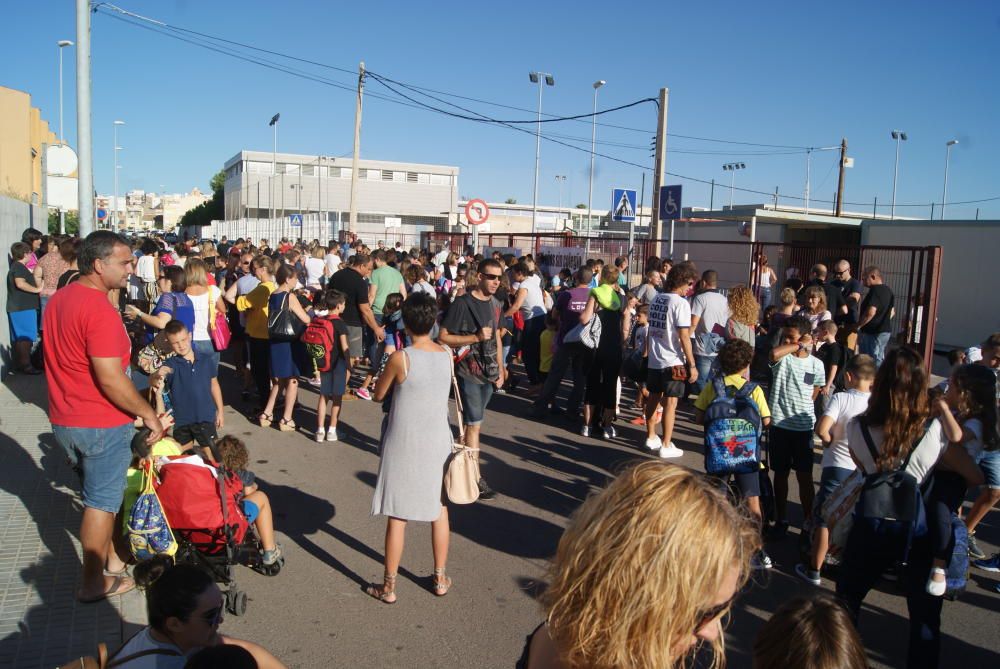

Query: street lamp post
[113,120,124,232]
[890,129,907,220]
[555,175,566,209]
[269,113,280,221]
[57,40,74,144]
[942,139,958,220]
[587,80,605,251]
[722,162,746,209]
[529,71,555,235]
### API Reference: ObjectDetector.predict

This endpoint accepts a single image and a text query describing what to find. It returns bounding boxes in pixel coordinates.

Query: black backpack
[857,420,928,525]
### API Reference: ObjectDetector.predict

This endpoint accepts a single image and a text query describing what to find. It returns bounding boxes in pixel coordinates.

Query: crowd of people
[6,226,998,668]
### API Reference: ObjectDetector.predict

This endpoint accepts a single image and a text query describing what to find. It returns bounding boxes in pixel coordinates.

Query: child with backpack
[694,339,773,570]
[796,354,876,586]
[355,293,404,401]
[303,290,351,442]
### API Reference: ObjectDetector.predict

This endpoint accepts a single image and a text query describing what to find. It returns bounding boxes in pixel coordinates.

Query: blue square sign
[289,214,303,226]
[659,185,682,220]
[611,188,637,223]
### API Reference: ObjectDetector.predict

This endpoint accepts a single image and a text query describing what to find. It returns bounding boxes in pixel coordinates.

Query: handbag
[564,314,602,349]
[444,366,481,504]
[267,292,305,342]
[208,288,231,351]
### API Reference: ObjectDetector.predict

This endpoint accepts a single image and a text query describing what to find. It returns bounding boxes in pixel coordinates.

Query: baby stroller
[155,454,283,616]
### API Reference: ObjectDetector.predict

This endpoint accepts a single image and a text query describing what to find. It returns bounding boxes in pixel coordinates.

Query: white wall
[862,220,1000,350]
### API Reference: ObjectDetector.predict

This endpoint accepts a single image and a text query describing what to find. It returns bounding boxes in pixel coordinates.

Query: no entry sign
[465,199,490,226]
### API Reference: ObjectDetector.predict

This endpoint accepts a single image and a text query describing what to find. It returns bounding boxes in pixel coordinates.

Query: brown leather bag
[57,644,108,669]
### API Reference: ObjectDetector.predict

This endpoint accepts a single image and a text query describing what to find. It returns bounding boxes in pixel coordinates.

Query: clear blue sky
[4,0,999,219]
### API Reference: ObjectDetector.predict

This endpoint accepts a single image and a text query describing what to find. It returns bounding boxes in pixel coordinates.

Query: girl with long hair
[798,285,831,333]
[836,347,982,667]
[518,462,759,669]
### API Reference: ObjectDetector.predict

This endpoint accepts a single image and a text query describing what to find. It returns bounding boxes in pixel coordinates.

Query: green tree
[504,197,517,204]
[575,203,587,209]
[47,210,80,235]
[178,169,225,228]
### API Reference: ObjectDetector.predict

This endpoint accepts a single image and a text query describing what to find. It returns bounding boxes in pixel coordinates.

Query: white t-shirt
[136,254,157,283]
[304,257,325,286]
[647,292,691,370]
[847,417,948,485]
[188,285,221,342]
[691,291,730,357]
[518,274,546,319]
[324,252,341,275]
[110,628,186,668]
[821,389,870,470]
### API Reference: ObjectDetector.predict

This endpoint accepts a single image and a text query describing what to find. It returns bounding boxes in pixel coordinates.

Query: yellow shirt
[539,328,555,373]
[236,280,275,339]
[694,373,771,419]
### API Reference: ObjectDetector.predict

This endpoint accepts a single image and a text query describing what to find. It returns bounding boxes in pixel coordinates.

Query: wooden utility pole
[834,137,847,216]
[651,87,669,256]
[348,61,365,235]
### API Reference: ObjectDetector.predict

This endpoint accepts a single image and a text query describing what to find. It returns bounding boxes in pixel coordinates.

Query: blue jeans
[53,422,133,513]
[193,339,220,376]
[757,286,772,307]
[693,355,716,395]
[859,331,891,367]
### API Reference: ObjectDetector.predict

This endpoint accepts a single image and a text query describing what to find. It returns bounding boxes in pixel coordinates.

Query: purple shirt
[555,286,591,346]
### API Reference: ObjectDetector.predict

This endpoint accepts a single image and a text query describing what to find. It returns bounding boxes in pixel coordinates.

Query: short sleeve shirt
[847,417,947,485]
[43,282,133,428]
[647,292,691,370]
[859,284,894,334]
[691,291,730,357]
[162,351,218,426]
[6,262,39,312]
[329,267,369,326]
[442,293,501,383]
[694,373,771,419]
[768,353,826,430]
[370,266,404,316]
[820,389,870,469]
[555,286,590,345]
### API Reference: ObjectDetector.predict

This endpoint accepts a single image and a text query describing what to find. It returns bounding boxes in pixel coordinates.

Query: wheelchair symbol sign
[659,185,682,221]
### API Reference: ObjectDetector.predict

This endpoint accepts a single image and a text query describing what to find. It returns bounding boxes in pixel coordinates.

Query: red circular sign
[464,199,490,226]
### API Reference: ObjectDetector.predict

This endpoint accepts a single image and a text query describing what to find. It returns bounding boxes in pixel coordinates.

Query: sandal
[432,567,452,597]
[278,418,297,432]
[365,573,397,604]
[78,575,136,604]
[257,412,273,428]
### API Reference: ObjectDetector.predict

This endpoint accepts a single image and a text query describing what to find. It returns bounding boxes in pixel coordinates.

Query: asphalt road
[211,366,1000,669]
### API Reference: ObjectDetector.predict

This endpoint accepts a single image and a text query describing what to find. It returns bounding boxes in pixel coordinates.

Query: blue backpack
[945,513,969,599]
[704,377,763,475]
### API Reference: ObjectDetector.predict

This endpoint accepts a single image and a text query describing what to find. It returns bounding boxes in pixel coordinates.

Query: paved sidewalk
[0,377,145,669]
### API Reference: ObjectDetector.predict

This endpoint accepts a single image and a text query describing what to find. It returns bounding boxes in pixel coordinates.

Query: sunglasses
[693,594,736,634]
[833,270,846,276]
[481,273,502,281]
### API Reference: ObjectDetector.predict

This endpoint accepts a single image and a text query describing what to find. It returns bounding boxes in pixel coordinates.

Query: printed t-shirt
[768,353,826,431]
[442,292,501,384]
[328,267,369,327]
[694,373,771,420]
[647,292,691,370]
[555,286,589,345]
[370,265,404,316]
[43,282,133,428]
[820,389,870,469]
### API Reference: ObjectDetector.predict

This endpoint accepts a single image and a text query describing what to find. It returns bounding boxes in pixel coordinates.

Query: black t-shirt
[832,277,864,324]
[859,284,894,334]
[57,268,80,290]
[442,292,501,383]
[328,267,369,327]
[7,262,39,312]
[816,341,850,391]
[330,317,350,365]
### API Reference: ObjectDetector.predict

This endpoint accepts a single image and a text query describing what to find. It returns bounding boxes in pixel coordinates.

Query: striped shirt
[769,353,826,431]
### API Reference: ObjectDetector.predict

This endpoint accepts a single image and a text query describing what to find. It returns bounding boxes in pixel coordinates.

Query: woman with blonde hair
[518,461,760,668]
[184,257,226,375]
[798,285,831,333]
[304,245,326,291]
[726,284,759,347]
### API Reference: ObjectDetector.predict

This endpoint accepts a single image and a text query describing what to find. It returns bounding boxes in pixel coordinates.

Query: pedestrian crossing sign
[289,214,303,226]
[611,188,637,223]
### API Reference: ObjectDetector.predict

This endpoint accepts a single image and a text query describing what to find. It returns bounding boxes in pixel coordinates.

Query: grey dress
[371,347,454,522]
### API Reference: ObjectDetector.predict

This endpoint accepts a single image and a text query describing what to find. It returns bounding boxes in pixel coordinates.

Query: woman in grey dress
[367,293,454,604]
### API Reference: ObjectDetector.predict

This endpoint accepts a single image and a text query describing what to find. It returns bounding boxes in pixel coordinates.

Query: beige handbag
[444,368,481,504]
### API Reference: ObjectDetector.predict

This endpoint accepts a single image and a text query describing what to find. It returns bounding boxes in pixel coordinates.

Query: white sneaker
[314,427,326,443]
[658,442,684,458]
[644,436,663,451]
[326,428,339,442]
[925,568,947,597]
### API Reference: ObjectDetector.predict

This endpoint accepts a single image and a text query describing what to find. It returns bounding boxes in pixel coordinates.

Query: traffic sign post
[659,185,682,257]
[465,199,490,253]
[611,188,637,223]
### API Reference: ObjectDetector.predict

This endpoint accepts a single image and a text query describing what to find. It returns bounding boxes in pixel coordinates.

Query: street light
[113,120,124,232]
[722,162,746,209]
[269,113,280,220]
[890,129,907,220]
[587,79,605,249]
[57,40,74,144]
[554,175,566,209]
[942,139,958,220]
[529,71,555,235]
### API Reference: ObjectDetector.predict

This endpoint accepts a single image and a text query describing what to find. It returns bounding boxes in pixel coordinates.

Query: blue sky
[4,0,999,219]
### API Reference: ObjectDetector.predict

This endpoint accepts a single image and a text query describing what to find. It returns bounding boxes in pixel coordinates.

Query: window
[302,165,316,176]
[340,168,351,178]
[416,173,430,184]
[381,170,394,181]
[247,161,273,175]
[367,169,381,181]
[430,174,451,186]
[280,163,300,175]
[406,172,418,183]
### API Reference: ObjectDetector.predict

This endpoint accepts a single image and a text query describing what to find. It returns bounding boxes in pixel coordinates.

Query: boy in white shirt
[796,354,876,585]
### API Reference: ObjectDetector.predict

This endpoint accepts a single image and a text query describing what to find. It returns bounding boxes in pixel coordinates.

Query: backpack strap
[734,381,758,399]
[859,418,928,473]
[711,375,727,399]
[106,648,183,668]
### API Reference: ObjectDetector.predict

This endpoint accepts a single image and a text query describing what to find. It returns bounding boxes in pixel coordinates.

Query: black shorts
[769,426,814,473]
[173,422,218,453]
[646,368,686,397]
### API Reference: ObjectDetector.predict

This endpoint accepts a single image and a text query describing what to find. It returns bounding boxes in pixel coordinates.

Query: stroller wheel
[231,590,248,617]
[264,558,283,576]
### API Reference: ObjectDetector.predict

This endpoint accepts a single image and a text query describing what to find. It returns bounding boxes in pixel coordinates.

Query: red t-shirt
[43,282,134,428]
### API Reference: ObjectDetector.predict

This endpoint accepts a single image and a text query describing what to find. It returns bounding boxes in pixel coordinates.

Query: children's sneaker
[326,428,339,442]
[795,563,821,585]
[658,443,684,459]
[972,553,1000,572]
[580,425,591,438]
[968,533,987,560]
[314,427,326,443]
[602,425,617,440]
[751,550,774,570]
[355,388,372,401]
[644,436,663,451]
[262,545,283,566]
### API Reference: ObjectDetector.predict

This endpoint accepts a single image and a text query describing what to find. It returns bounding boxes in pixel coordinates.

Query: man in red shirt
[44,231,165,603]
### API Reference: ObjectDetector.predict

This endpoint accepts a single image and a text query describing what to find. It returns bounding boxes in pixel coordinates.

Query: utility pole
[348,61,365,235]
[76,0,94,236]
[834,137,848,216]
[651,87,669,256]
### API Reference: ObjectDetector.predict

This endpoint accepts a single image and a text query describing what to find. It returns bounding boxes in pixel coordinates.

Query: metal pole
[651,87,669,256]
[349,61,365,234]
[531,78,544,236]
[942,141,956,220]
[709,178,714,210]
[804,149,812,215]
[586,82,602,254]
[629,171,642,265]
[272,120,277,220]
[76,0,94,236]
[890,135,901,220]
[318,155,323,237]
[113,122,119,233]
[729,169,736,209]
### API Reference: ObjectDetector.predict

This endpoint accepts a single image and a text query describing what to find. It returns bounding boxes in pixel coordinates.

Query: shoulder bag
[444,359,482,504]
[208,286,231,351]
[267,292,305,342]
[563,313,602,349]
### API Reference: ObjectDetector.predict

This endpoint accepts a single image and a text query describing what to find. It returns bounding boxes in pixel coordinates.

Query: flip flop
[77,575,136,604]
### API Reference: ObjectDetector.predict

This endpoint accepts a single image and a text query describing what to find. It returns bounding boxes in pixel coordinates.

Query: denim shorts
[813,466,855,526]
[980,449,1000,490]
[53,422,133,513]
[457,375,494,426]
